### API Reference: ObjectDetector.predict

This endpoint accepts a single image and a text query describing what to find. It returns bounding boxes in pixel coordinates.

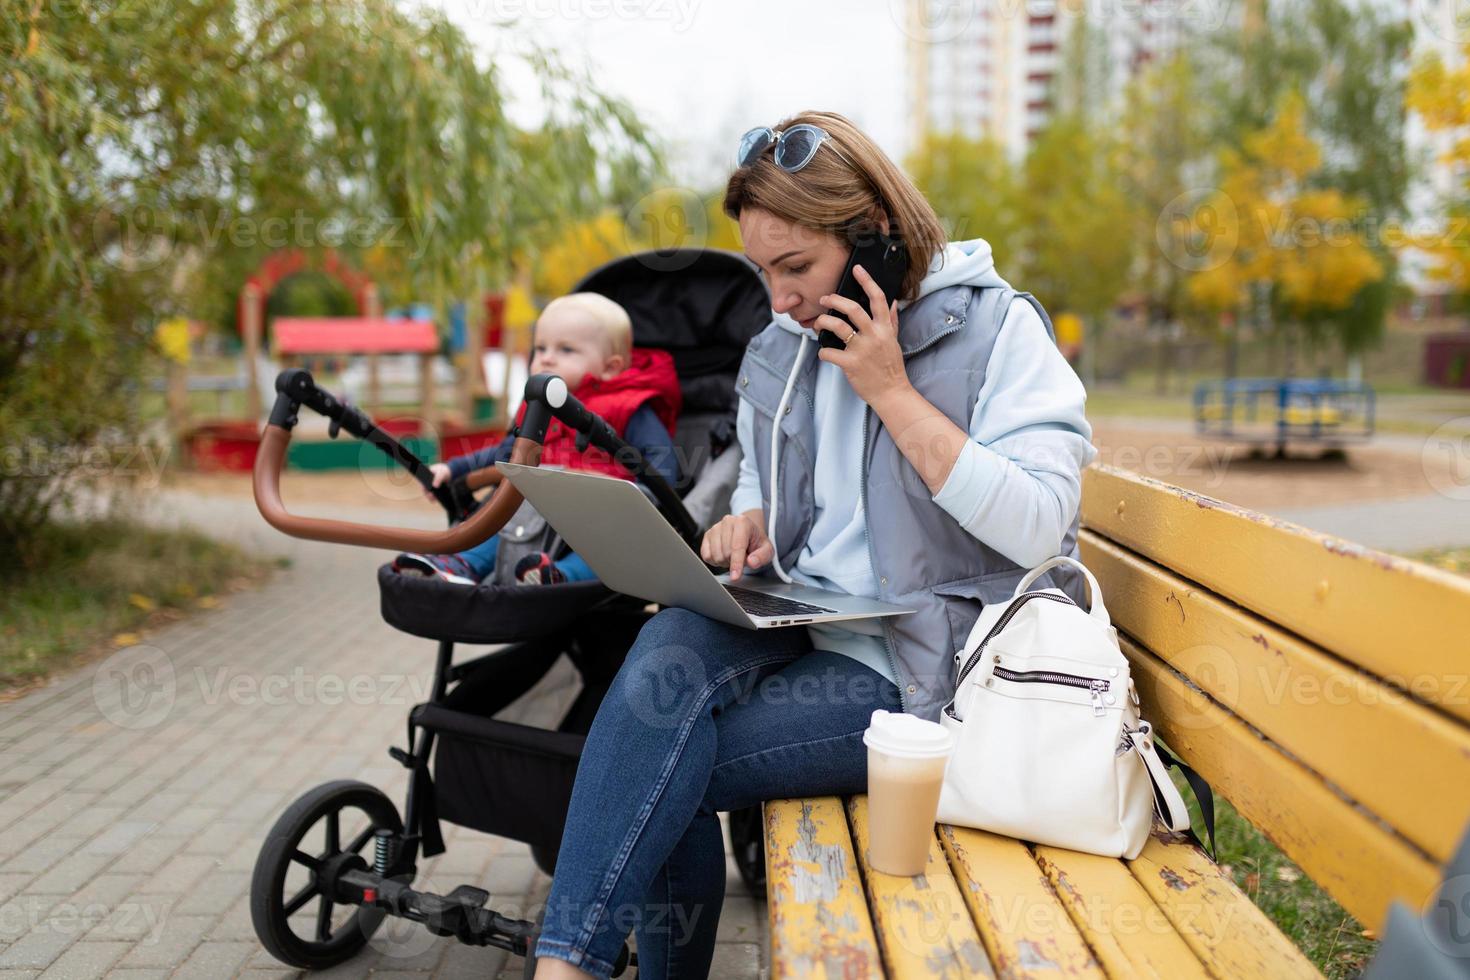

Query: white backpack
[936,556,1211,860]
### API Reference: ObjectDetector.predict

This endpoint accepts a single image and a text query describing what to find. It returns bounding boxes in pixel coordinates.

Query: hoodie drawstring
[766,334,811,584]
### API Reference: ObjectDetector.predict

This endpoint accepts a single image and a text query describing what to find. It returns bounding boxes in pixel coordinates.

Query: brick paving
[0,490,766,979]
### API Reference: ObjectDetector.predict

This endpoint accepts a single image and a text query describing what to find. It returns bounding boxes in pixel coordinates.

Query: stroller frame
[247,251,772,976]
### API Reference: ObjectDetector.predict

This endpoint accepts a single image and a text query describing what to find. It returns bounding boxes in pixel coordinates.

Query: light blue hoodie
[729,239,1097,684]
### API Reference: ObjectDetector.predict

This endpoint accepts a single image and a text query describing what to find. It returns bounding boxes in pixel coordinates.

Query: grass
[1406,545,1470,576]
[0,519,284,694]
[1172,542,1470,977]
[1085,387,1197,422]
[1181,785,1377,977]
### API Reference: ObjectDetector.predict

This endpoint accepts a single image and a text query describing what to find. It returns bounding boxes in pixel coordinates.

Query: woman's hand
[815,264,915,411]
[700,509,773,582]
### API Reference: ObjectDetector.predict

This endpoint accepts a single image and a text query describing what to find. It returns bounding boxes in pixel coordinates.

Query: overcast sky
[438,0,913,189]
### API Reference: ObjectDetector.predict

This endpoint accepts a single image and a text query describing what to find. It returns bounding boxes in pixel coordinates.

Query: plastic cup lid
[862,709,954,758]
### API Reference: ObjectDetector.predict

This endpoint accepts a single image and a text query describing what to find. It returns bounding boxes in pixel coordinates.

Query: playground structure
[176,249,525,471]
[1193,377,1376,456]
[268,316,443,471]
[273,317,440,422]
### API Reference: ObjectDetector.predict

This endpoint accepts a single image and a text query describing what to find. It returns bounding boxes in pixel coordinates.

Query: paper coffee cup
[862,709,955,876]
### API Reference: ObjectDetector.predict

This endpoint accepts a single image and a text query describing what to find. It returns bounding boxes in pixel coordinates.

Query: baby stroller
[247,250,771,975]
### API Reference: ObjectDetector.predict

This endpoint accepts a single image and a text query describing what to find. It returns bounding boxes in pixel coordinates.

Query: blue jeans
[534,608,902,979]
[456,535,596,583]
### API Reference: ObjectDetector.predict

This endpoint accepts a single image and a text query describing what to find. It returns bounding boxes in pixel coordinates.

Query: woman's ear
[863,205,891,238]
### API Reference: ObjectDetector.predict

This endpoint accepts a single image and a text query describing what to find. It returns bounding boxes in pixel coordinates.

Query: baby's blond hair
[540,292,632,361]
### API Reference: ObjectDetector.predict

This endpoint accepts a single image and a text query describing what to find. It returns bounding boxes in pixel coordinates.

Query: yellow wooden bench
[763,464,1470,978]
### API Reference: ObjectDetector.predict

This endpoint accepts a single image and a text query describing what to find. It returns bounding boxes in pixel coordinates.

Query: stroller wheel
[251,780,404,970]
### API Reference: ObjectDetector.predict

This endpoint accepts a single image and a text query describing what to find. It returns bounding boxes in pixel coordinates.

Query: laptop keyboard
[724,585,837,618]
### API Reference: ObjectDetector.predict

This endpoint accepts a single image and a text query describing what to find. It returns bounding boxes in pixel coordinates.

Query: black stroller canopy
[377,248,771,647]
[572,249,771,414]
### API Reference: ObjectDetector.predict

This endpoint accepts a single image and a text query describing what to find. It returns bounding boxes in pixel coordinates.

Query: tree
[907,132,1022,266]
[909,19,1133,388]
[1116,51,1214,388]
[1014,113,1133,385]
[1185,93,1384,372]
[0,0,659,558]
[1198,0,1412,363]
[530,186,742,300]
[1407,41,1470,305]
[533,212,642,300]
[1016,10,1136,386]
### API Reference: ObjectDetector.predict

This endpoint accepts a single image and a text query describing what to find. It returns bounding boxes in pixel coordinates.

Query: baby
[394,292,681,585]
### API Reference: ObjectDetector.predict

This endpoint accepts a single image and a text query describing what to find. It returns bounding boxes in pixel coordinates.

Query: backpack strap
[1129,723,1218,861]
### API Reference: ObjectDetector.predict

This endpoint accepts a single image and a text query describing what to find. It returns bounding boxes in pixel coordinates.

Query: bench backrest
[1078,464,1470,933]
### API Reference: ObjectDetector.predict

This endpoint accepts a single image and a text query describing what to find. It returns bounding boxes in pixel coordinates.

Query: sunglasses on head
[736,123,846,173]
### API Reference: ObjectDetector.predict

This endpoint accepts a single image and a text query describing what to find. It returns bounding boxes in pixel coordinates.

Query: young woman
[533,110,1095,980]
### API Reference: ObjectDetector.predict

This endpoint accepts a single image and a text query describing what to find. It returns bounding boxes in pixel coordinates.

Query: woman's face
[738,208,850,334]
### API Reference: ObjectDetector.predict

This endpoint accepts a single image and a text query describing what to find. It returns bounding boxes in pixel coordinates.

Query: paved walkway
[0,491,765,979]
[1093,416,1470,551]
[1273,492,1470,552]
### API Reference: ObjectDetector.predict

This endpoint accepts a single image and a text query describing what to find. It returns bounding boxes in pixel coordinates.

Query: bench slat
[1082,530,1470,864]
[1033,843,1211,979]
[845,796,997,979]
[1128,831,1323,978]
[1124,636,1442,931]
[1081,465,1470,725]
[764,797,884,980]
[937,825,1105,978]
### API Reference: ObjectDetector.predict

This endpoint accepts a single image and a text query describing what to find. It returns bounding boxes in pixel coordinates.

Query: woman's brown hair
[723,110,946,302]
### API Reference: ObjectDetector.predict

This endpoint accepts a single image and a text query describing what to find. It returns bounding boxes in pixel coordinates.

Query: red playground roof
[272,318,439,355]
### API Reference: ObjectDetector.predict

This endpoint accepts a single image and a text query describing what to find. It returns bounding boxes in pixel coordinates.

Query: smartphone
[818,231,910,350]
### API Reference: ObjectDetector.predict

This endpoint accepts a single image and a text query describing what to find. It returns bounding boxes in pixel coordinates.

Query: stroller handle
[252,367,701,553]
[252,369,535,551]
[253,425,539,551]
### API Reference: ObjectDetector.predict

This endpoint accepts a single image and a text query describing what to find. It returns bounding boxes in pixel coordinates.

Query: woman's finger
[852,264,891,328]
[816,345,851,369]
[708,521,731,564]
[746,538,773,568]
[815,313,858,340]
[728,519,750,581]
[820,292,873,333]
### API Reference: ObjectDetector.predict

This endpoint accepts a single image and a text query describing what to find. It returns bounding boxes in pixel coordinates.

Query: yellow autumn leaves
[1184,93,1384,318]
[1406,41,1470,297]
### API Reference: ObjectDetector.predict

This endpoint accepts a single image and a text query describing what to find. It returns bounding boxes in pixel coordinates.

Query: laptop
[496,462,915,630]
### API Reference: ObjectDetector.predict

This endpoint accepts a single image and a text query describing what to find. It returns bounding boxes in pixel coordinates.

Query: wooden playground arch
[236,248,383,420]
[176,249,519,471]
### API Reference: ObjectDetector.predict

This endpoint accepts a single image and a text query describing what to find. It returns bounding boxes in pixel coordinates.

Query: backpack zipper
[992,668,1111,716]
[955,591,1077,687]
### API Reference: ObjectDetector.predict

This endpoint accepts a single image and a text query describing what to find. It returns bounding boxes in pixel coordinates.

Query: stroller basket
[416,704,582,855]
[378,565,617,644]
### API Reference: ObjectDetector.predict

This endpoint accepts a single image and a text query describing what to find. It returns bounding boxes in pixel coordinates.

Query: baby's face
[529,309,619,390]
